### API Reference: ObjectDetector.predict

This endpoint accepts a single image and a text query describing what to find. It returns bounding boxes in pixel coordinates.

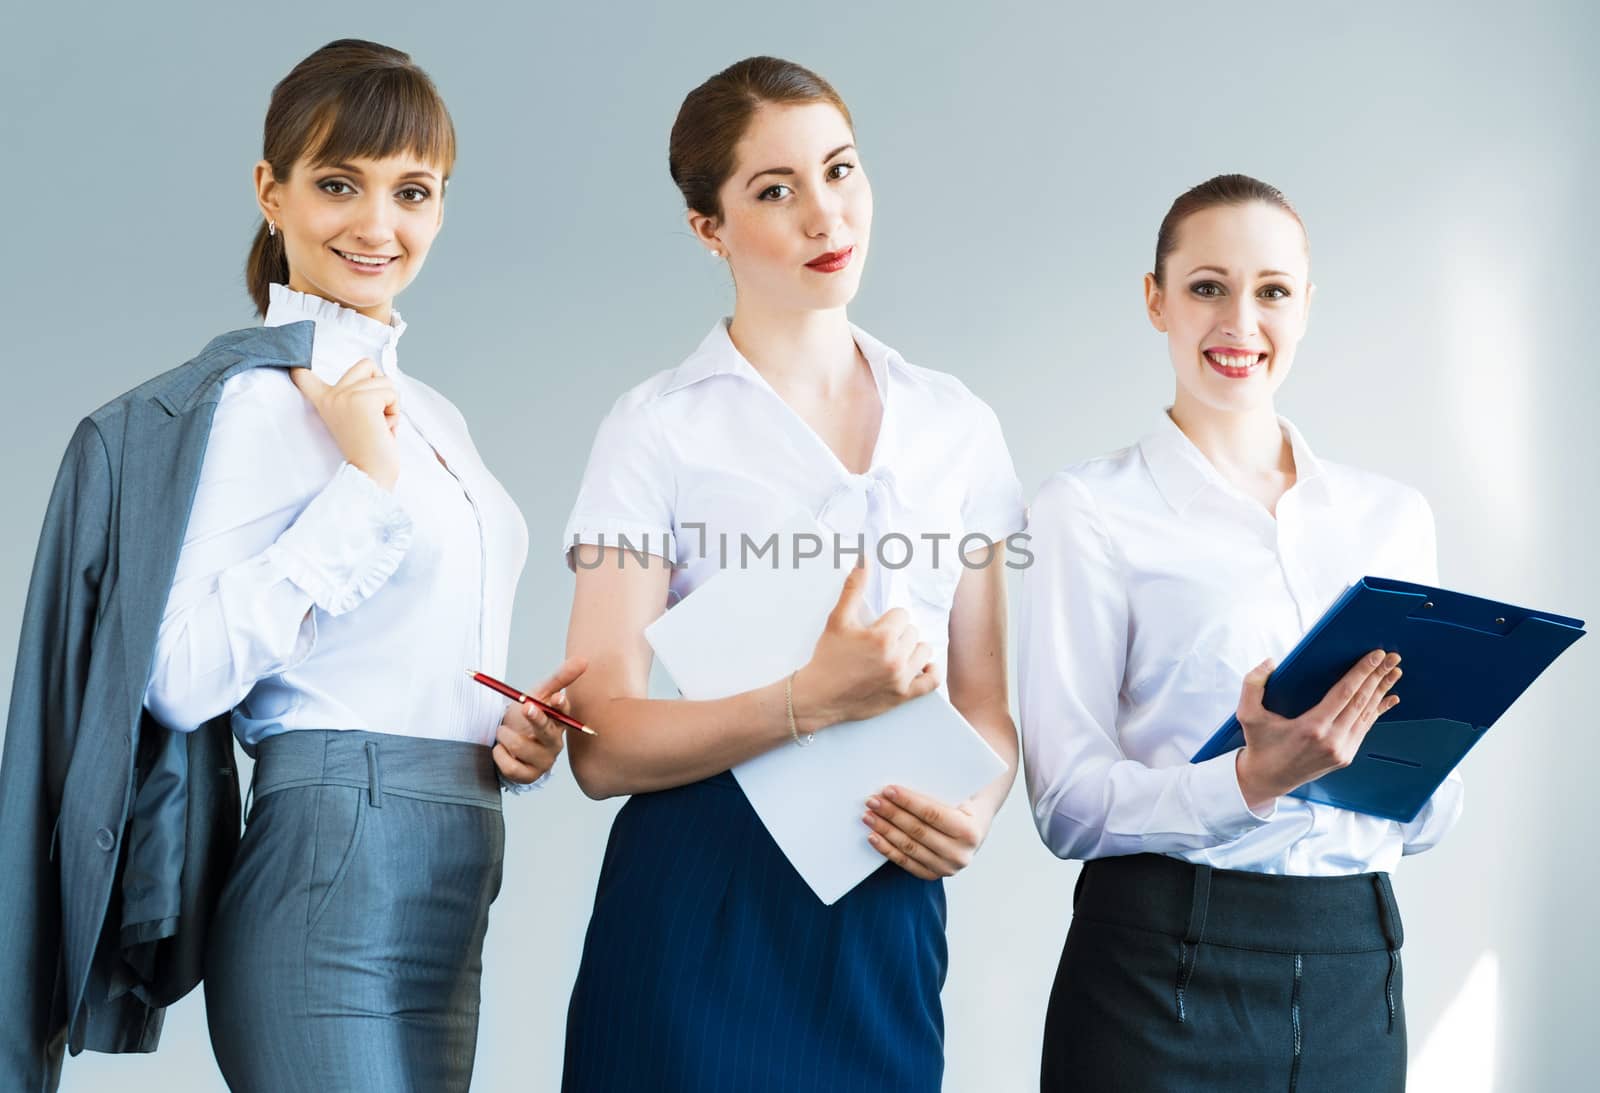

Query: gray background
[3,1,1595,1089]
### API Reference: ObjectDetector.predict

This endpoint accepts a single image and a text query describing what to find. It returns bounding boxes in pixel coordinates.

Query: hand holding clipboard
[1231,648,1405,815]
[1193,577,1585,822]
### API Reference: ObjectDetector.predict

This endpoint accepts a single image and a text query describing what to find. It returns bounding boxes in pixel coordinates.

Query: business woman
[558,56,1025,1092]
[1019,174,1464,1092]
[138,40,581,1091]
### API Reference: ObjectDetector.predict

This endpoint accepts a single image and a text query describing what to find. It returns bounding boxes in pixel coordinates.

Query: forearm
[146,462,409,730]
[961,699,1018,823]
[1027,734,1272,860]
[567,674,820,798]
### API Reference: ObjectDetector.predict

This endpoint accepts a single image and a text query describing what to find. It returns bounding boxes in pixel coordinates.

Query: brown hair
[246,39,456,316]
[1153,174,1306,285]
[668,56,853,222]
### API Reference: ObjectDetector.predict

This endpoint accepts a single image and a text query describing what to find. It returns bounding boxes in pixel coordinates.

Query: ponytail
[245,218,290,317]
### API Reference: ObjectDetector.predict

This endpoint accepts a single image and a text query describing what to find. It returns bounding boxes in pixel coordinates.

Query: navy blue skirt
[563,771,948,1092]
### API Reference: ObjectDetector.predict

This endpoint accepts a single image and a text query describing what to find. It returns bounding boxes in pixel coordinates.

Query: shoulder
[1039,444,1144,505]
[1318,456,1433,523]
[85,322,315,427]
[1027,446,1145,542]
[588,364,686,441]
[888,353,1000,427]
[881,355,1022,491]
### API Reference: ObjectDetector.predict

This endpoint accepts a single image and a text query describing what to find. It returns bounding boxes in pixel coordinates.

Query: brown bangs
[299,64,456,178]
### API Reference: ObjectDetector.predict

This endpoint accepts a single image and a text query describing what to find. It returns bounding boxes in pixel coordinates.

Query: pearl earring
[710,249,722,259]
[268,220,277,238]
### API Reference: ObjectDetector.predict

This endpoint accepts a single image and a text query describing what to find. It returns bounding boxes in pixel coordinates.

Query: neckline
[1150,408,1318,521]
[717,319,892,481]
[266,283,406,347]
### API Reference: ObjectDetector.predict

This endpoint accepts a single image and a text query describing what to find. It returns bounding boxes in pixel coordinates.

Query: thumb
[288,367,329,402]
[829,563,869,627]
[337,357,381,386]
[908,663,942,699]
[1237,658,1274,717]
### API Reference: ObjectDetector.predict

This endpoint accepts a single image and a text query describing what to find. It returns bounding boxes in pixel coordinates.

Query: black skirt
[1041,853,1406,1093]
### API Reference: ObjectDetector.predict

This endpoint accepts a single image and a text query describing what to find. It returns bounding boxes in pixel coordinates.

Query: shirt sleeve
[960,399,1028,542]
[1397,487,1465,853]
[562,393,676,567]
[143,386,413,733]
[1018,471,1275,861]
[499,770,548,793]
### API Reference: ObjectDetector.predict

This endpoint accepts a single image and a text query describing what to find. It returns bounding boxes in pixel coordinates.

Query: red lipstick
[1203,347,1266,379]
[805,246,854,273]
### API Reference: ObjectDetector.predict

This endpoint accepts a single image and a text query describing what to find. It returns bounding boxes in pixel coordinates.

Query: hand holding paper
[862,784,989,881]
[645,519,1006,904]
[791,565,942,732]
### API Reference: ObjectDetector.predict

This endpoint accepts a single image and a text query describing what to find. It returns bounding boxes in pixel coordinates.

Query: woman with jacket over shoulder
[1020,175,1464,1093]
[558,57,1026,1093]
[134,40,582,1092]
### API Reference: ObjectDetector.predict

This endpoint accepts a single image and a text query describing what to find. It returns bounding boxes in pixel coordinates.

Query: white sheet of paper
[644,516,1006,904]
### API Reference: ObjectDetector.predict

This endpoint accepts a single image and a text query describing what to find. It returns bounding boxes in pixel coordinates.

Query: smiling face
[690,101,871,314]
[255,152,445,323]
[1144,201,1312,416]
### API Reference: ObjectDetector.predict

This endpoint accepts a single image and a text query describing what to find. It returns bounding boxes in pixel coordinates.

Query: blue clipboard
[1190,577,1585,823]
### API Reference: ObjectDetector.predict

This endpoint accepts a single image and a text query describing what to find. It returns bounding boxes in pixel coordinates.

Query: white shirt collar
[662,318,893,407]
[263,283,407,384]
[1139,408,1328,514]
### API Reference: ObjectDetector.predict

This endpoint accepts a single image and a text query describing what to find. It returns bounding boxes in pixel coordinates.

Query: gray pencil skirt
[205,729,505,1093]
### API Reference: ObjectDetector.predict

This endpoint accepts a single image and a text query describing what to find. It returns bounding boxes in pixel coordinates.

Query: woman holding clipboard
[557,57,1025,1092]
[1019,175,1463,1092]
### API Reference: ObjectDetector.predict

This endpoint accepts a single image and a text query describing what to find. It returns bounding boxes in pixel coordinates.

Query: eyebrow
[744,143,856,189]
[324,162,441,183]
[1186,265,1295,279]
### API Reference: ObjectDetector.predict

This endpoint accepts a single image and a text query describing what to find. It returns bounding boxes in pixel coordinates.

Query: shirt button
[94,828,115,852]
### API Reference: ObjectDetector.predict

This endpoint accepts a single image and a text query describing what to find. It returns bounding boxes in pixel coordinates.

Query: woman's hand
[863,785,991,880]
[791,566,941,734]
[290,359,402,490]
[1233,649,1402,812]
[493,656,588,784]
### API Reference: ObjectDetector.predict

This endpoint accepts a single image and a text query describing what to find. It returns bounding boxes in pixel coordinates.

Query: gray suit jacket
[0,321,315,1090]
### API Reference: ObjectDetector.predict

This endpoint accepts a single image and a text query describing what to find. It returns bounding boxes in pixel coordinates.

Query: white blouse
[1019,411,1463,876]
[563,319,1026,684]
[143,285,529,750]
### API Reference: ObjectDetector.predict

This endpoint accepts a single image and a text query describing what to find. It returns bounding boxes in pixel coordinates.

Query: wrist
[964,794,1000,833]
[366,462,399,492]
[1234,747,1282,813]
[787,664,831,737]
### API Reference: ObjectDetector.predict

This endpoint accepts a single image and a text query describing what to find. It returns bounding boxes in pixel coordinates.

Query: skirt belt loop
[365,740,383,809]
[1373,873,1404,1033]
[1175,862,1213,1023]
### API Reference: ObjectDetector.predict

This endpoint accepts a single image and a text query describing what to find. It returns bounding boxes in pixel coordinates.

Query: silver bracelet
[786,670,815,747]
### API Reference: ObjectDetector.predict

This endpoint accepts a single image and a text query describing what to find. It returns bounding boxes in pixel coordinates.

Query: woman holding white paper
[556,56,1025,1093]
[1019,174,1465,1092]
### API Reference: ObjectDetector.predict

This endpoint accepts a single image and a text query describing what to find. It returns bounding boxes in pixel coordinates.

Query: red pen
[468,670,595,735]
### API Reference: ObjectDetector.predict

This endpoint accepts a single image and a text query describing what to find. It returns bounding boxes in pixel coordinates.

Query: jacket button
[94,828,115,852]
